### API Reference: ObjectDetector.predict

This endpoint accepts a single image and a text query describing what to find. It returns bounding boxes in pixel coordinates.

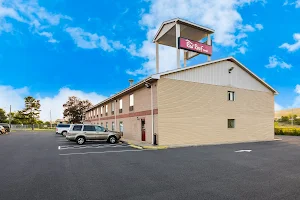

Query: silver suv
[66,124,122,145]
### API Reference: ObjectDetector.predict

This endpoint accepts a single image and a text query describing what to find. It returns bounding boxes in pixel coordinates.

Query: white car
[56,124,71,136]
[0,125,6,134]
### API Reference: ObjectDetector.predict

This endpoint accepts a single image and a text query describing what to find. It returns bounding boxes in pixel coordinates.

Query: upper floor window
[101,106,103,116]
[129,94,134,111]
[105,105,108,115]
[119,99,123,113]
[228,91,235,101]
[111,102,115,115]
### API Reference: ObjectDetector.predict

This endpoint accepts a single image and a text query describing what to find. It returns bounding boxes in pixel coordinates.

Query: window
[57,124,70,128]
[96,108,99,116]
[129,94,134,111]
[112,122,115,131]
[101,106,103,116]
[95,126,105,132]
[101,122,103,126]
[111,102,115,115]
[119,121,123,132]
[73,125,82,131]
[119,99,123,113]
[105,105,108,116]
[83,125,96,131]
[228,91,235,101]
[228,119,235,128]
[106,122,108,129]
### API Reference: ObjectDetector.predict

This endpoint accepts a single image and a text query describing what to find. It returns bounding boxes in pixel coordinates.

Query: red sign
[179,37,212,56]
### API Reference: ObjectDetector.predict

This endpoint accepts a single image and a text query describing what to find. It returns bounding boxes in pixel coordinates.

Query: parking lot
[2,131,300,200]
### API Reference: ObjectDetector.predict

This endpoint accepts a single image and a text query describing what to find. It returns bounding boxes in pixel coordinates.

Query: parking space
[54,133,142,156]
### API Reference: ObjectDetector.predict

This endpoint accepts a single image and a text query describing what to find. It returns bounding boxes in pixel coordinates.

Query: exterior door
[95,126,108,140]
[83,125,97,139]
[141,119,146,141]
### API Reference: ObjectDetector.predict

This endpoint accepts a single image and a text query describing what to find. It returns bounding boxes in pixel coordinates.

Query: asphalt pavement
[1,132,300,200]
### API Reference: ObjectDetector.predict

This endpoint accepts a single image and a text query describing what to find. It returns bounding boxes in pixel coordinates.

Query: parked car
[56,124,71,135]
[66,124,122,145]
[0,123,10,132]
[0,125,6,134]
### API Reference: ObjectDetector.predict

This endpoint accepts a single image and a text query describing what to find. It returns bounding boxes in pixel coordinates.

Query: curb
[274,138,282,141]
[120,139,168,150]
[129,144,143,150]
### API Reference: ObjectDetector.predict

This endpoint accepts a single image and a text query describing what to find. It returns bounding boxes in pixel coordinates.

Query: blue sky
[0,0,300,120]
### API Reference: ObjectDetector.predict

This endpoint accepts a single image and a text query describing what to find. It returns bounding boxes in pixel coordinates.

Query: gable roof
[152,56,278,94]
[86,57,277,112]
[152,18,215,43]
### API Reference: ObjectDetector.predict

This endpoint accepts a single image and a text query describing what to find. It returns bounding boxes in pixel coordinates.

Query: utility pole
[9,105,11,128]
[50,110,52,128]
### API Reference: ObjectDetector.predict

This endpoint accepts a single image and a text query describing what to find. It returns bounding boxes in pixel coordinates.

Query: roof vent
[129,79,134,86]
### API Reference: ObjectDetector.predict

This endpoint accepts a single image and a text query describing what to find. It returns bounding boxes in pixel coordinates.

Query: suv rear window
[83,125,96,131]
[72,125,83,131]
[57,124,70,128]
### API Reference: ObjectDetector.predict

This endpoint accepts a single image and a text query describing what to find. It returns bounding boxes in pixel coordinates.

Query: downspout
[115,100,117,131]
[151,83,154,145]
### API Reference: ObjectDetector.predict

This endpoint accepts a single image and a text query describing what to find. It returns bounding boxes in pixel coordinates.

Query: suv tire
[61,131,67,136]
[108,136,117,144]
[76,136,86,145]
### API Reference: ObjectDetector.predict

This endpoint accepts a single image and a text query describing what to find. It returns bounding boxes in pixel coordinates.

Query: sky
[0,0,300,121]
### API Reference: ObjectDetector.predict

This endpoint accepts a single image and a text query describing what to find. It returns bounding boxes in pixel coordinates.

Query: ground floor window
[106,122,108,129]
[228,119,235,128]
[119,121,123,132]
[112,122,115,131]
[101,122,103,127]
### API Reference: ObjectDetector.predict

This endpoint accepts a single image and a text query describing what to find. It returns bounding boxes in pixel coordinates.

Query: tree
[0,108,8,123]
[22,96,41,130]
[63,96,92,124]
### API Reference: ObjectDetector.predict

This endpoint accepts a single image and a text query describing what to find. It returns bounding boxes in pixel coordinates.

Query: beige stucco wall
[157,78,274,146]
[87,82,158,144]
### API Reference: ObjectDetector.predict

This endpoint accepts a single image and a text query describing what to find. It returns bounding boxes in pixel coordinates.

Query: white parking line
[58,144,129,150]
[59,149,144,156]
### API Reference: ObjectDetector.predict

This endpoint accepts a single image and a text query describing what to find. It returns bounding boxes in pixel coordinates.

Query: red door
[141,119,146,141]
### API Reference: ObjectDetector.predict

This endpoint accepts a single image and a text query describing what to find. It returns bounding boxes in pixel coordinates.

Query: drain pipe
[145,81,154,144]
[151,83,154,145]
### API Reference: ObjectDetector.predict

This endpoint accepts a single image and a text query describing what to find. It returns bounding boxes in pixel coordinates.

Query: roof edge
[86,76,157,112]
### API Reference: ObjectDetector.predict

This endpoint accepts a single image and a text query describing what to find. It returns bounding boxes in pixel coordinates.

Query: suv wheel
[108,136,117,144]
[61,131,67,136]
[76,137,86,145]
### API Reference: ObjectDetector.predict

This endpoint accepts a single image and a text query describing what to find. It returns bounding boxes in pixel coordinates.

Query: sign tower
[152,18,214,72]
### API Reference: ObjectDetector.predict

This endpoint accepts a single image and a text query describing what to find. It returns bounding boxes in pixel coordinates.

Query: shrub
[275,127,300,136]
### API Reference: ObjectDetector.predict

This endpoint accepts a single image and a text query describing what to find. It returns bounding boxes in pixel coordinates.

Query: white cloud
[65,27,126,51]
[38,31,59,43]
[126,0,266,76]
[0,85,107,122]
[238,46,247,54]
[279,33,300,52]
[38,88,107,121]
[255,23,263,30]
[275,102,283,111]
[240,24,255,32]
[283,0,300,7]
[0,0,71,41]
[265,55,292,69]
[0,85,29,113]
